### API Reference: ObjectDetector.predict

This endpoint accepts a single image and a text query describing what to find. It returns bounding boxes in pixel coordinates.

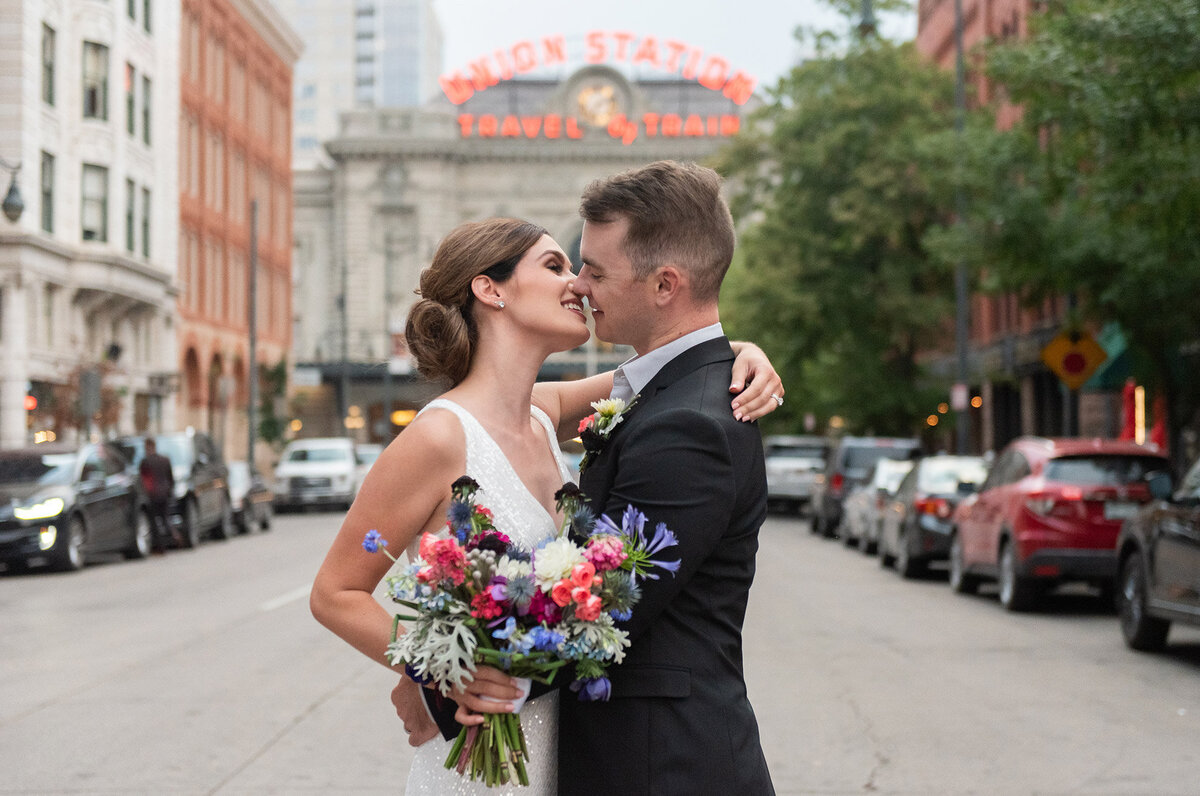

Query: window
[143,0,151,33]
[43,284,58,347]
[82,42,109,120]
[81,164,109,242]
[125,178,136,252]
[125,63,136,135]
[141,187,150,257]
[41,24,55,106]
[142,75,151,144]
[39,152,54,234]
[127,0,136,20]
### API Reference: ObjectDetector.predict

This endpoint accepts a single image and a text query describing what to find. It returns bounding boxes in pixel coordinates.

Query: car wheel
[858,530,876,556]
[878,532,895,569]
[896,528,926,579]
[181,499,201,548]
[124,509,153,559]
[811,512,825,536]
[54,515,86,572]
[998,540,1037,612]
[259,503,273,532]
[211,493,234,541]
[948,533,979,595]
[1117,552,1170,651]
[842,527,858,548]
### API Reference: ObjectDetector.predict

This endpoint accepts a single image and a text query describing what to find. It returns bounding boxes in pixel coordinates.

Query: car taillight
[1026,487,1083,518]
[831,473,844,495]
[915,496,952,519]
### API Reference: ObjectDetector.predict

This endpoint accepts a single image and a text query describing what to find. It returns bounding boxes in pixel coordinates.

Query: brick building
[177,0,301,463]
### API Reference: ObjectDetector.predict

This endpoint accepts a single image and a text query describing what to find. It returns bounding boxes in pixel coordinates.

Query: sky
[431,0,917,93]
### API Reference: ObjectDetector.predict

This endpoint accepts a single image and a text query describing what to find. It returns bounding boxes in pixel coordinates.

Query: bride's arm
[309,413,463,669]
[532,341,784,441]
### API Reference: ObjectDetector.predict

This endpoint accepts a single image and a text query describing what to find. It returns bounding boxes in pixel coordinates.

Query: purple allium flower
[362,529,387,553]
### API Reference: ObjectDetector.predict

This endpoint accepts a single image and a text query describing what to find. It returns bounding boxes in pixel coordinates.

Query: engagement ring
[770,393,784,406]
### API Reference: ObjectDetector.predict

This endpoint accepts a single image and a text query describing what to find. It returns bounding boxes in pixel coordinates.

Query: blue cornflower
[362,529,387,553]
[527,625,564,652]
[609,608,632,621]
[491,616,517,640]
[448,500,472,527]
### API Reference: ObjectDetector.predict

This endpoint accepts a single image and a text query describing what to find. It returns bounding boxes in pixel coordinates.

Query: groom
[556,160,774,794]
[397,161,775,793]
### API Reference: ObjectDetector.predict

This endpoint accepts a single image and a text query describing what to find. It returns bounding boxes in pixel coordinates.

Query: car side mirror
[1147,471,1173,501]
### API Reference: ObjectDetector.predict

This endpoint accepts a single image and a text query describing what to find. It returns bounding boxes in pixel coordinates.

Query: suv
[950,437,1168,611]
[811,436,921,538]
[273,437,359,511]
[1115,453,1200,651]
[116,430,233,547]
[764,435,829,515]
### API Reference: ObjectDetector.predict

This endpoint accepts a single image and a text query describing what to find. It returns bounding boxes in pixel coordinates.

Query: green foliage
[716,33,957,435]
[948,0,1200,442]
[257,358,288,444]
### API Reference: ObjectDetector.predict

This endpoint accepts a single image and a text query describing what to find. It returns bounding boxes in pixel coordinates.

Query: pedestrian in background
[139,438,178,553]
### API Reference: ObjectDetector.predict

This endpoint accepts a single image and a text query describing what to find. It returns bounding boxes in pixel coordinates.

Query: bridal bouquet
[364,476,680,788]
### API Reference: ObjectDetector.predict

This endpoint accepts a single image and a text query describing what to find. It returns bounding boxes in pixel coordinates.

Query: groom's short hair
[579,160,735,303]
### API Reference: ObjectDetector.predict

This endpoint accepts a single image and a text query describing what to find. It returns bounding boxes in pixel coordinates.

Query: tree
[947,0,1200,460]
[715,27,960,435]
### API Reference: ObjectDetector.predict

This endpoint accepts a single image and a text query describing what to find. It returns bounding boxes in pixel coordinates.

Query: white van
[272,437,359,511]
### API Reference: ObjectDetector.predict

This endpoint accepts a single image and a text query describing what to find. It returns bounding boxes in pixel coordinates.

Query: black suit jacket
[559,336,774,795]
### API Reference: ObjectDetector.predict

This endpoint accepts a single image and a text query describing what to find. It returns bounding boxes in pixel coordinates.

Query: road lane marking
[259,584,312,612]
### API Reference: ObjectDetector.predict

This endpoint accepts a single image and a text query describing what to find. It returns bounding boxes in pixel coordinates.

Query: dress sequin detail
[404,398,568,795]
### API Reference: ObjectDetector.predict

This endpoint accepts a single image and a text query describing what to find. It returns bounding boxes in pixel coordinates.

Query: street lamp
[0,157,24,223]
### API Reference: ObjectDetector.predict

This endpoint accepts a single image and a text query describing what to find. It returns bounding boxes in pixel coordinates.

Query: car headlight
[14,497,66,521]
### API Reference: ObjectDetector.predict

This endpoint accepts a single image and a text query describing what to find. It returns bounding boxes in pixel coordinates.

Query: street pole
[339,254,350,431]
[247,200,259,467]
[953,0,970,455]
[382,238,394,440]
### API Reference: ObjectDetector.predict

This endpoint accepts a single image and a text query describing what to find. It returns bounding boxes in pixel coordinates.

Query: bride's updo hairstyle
[406,218,548,386]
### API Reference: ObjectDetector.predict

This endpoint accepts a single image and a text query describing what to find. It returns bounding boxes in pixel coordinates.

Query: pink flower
[417,532,467,586]
[569,561,600,589]
[585,535,627,572]
[578,415,595,434]
[470,591,503,619]
[575,593,604,622]
[551,580,574,608]
[527,589,563,623]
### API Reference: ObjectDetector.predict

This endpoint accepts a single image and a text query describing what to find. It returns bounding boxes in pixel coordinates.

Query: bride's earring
[496,300,505,309]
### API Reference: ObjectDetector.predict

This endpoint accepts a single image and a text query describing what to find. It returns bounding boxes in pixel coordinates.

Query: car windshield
[1045,455,1166,486]
[871,460,914,491]
[766,444,826,460]
[154,436,195,468]
[846,446,916,471]
[226,462,249,491]
[0,452,77,486]
[918,459,988,494]
[357,446,383,466]
[287,447,350,463]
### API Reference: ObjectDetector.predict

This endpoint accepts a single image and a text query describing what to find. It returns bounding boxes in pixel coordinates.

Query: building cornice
[230,0,304,65]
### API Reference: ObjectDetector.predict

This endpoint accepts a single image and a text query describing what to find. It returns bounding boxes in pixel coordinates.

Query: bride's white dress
[404,398,567,796]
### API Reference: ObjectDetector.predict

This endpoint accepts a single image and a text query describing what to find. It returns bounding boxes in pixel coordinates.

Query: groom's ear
[652,265,685,307]
[470,275,503,306]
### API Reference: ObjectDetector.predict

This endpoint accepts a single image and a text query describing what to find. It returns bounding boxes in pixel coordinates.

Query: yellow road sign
[1041,332,1107,391]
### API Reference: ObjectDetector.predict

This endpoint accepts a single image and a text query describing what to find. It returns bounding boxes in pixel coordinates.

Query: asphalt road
[1,510,1197,794]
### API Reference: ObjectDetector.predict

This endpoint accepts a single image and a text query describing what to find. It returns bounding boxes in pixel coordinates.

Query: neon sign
[439,31,757,107]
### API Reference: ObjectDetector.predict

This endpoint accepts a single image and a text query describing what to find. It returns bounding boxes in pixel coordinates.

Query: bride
[310,218,780,794]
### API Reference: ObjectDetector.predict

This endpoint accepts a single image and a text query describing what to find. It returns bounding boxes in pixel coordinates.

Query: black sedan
[878,455,988,578]
[0,443,151,572]
[1115,456,1200,651]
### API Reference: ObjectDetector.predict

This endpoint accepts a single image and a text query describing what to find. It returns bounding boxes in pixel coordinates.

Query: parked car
[354,443,384,491]
[273,437,359,511]
[949,437,1168,611]
[1115,454,1200,651]
[878,455,988,577]
[116,430,233,547]
[227,461,273,534]
[811,436,921,537]
[764,435,829,515]
[0,442,150,571]
[841,458,914,553]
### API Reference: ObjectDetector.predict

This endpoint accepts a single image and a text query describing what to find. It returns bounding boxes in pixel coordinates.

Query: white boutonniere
[576,397,637,474]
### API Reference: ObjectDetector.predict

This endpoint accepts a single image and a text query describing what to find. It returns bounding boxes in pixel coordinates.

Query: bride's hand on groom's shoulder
[451,665,529,726]
[729,341,785,422]
[391,677,438,747]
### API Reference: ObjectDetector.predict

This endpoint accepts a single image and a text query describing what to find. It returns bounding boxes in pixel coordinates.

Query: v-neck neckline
[435,399,565,527]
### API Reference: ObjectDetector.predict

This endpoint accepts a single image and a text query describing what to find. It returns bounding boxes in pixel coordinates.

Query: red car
[948,437,1169,611]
